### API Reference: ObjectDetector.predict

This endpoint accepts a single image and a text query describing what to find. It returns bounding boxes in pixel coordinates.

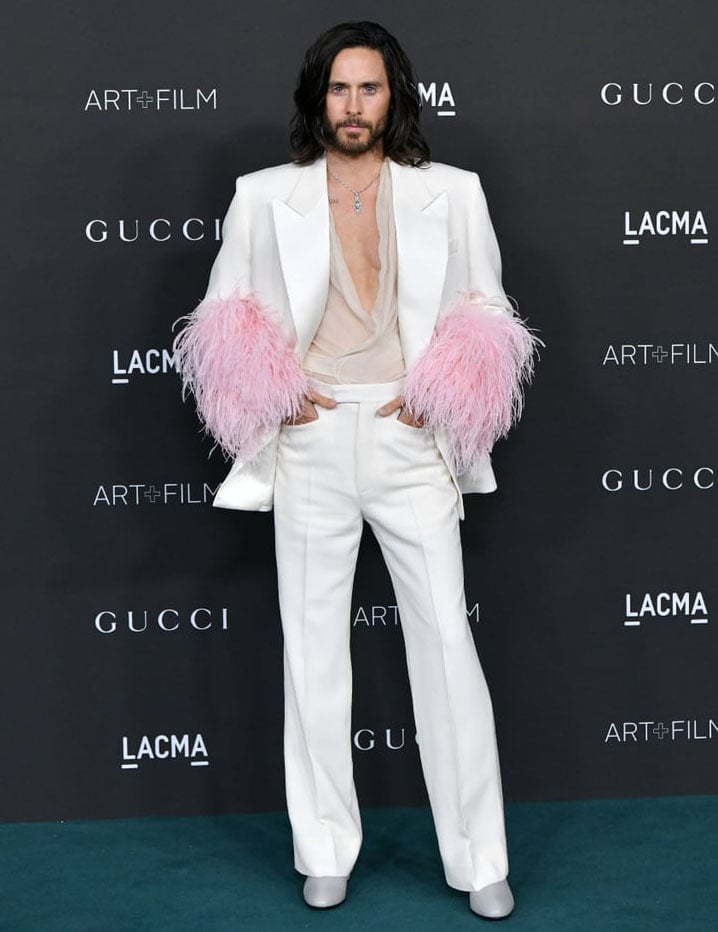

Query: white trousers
[273,380,509,892]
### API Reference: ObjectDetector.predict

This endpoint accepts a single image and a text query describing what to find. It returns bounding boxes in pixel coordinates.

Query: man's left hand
[377,396,425,429]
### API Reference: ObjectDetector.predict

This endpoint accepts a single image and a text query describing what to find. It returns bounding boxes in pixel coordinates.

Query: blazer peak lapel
[390,164,449,365]
[272,159,329,357]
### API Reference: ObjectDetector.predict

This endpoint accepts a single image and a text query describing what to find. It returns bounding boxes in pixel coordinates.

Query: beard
[322,116,387,156]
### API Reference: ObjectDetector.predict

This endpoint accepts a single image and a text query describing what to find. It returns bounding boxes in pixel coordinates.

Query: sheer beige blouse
[303,162,406,384]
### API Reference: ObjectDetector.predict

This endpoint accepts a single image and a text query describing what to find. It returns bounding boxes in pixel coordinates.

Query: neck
[325,147,385,181]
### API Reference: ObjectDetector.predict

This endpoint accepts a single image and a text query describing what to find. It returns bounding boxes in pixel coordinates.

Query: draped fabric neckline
[303,161,406,384]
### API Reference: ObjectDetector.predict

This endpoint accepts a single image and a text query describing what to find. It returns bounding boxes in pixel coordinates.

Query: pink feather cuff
[173,291,307,459]
[403,296,540,473]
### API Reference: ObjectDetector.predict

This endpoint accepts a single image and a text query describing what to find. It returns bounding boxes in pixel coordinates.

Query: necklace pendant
[327,164,381,217]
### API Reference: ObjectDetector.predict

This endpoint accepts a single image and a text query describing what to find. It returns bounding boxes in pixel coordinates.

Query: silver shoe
[469,880,514,919]
[303,875,348,909]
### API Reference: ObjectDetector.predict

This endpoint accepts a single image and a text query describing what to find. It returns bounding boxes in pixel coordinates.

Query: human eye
[328,83,347,95]
[362,84,377,94]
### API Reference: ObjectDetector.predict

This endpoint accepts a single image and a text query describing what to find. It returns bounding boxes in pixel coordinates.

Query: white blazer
[201,157,511,515]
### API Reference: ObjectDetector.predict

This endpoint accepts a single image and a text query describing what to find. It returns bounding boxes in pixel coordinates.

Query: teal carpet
[1,797,717,931]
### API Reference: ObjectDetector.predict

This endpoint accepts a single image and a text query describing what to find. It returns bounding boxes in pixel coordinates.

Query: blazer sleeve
[403,171,540,473]
[172,176,307,460]
[203,176,252,301]
[466,173,512,312]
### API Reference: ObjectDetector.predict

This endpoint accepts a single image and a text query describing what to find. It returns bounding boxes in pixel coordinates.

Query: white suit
[177,156,536,892]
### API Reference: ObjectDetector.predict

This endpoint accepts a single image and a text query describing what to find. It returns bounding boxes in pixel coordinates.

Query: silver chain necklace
[327,165,382,214]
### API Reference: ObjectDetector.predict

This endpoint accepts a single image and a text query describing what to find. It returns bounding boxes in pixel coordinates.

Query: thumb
[377,395,404,417]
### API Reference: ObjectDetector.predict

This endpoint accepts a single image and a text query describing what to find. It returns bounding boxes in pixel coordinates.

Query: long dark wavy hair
[290,21,431,167]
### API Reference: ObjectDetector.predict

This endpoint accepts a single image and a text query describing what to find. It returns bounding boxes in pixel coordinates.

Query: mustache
[338,119,371,128]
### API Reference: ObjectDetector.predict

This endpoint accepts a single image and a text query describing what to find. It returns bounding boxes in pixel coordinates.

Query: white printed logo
[121,733,209,769]
[417,81,456,117]
[622,210,708,246]
[85,89,218,112]
[623,592,708,627]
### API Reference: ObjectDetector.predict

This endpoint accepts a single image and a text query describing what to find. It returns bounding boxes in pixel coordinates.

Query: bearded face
[323,47,391,157]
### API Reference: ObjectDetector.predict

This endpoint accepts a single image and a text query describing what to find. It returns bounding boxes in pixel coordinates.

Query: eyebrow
[327,79,384,87]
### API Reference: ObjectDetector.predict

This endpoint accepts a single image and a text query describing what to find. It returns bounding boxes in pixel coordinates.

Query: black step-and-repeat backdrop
[2,0,716,822]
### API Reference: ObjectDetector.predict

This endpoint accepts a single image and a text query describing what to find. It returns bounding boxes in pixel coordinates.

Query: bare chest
[330,189,380,311]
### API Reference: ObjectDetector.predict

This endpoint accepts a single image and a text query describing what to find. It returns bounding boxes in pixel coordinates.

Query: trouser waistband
[307,378,405,404]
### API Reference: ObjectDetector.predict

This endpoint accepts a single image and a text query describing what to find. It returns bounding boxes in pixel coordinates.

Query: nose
[345,88,362,113]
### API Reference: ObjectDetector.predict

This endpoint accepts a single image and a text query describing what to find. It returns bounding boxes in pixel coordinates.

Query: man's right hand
[284,388,337,425]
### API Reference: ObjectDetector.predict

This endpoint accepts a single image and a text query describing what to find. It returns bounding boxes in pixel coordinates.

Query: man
[175,21,537,920]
